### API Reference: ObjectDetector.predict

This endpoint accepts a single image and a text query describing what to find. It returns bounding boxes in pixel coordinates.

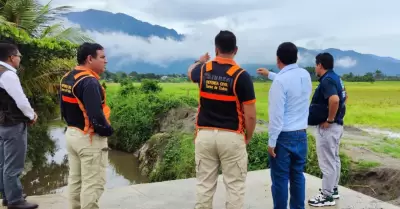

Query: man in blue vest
[307,52,347,207]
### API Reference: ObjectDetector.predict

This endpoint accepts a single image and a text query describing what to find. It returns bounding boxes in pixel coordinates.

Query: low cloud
[85,24,313,67]
[68,14,329,68]
[52,0,400,68]
[298,52,315,66]
[335,57,357,68]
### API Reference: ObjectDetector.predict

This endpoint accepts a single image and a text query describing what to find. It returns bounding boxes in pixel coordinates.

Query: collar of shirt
[317,69,334,82]
[75,66,100,80]
[213,56,237,65]
[0,61,17,73]
[278,63,299,75]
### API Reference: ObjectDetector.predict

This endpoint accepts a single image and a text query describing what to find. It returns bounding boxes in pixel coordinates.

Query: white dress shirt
[0,61,35,120]
[267,64,312,147]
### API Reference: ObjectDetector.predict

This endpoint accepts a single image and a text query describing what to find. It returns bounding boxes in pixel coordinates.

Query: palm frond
[0,0,40,33]
[40,25,94,44]
[0,15,14,26]
[38,23,62,38]
[19,58,75,96]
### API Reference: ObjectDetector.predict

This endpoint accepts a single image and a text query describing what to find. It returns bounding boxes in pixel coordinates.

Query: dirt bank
[349,168,400,204]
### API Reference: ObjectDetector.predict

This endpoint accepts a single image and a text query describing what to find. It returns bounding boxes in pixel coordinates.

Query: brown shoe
[7,200,38,209]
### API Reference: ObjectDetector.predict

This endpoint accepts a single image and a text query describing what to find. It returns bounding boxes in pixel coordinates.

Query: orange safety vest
[60,66,110,135]
[195,58,246,135]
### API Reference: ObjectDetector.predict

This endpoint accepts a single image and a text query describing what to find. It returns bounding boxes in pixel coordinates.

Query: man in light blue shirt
[257,42,312,209]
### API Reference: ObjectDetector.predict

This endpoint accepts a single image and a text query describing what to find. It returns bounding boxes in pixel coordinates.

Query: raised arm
[187,53,210,83]
[256,68,277,80]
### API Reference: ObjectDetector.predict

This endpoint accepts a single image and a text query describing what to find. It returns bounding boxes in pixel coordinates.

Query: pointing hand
[199,53,210,63]
[256,68,270,77]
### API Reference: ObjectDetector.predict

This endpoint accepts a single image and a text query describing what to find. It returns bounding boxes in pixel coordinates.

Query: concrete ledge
[18,169,399,209]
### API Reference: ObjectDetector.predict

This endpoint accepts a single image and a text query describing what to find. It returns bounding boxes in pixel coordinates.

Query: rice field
[106,81,400,130]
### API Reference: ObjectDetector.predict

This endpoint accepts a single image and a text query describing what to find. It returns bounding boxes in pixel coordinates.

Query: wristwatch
[327,119,334,124]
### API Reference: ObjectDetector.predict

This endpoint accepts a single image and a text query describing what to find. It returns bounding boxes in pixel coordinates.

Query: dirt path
[329,125,400,169]
[255,120,400,206]
[255,120,400,169]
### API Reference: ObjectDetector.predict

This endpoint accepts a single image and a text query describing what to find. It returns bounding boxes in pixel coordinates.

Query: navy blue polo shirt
[311,70,346,125]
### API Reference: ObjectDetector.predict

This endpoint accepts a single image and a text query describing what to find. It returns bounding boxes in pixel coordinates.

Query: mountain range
[64,9,400,76]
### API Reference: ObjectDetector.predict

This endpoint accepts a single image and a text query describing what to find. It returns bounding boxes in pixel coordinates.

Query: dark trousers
[0,123,27,204]
[269,130,308,209]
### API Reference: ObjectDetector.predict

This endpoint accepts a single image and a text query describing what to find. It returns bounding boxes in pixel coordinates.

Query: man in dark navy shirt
[187,30,256,209]
[308,53,348,207]
[60,43,113,209]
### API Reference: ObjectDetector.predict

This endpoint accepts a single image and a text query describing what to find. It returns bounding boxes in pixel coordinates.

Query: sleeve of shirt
[268,79,286,147]
[75,77,114,137]
[235,70,256,104]
[268,72,277,80]
[0,72,35,120]
[189,63,203,83]
[321,78,338,99]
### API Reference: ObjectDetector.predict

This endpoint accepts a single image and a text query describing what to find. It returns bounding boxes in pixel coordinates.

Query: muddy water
[21,126,148,196]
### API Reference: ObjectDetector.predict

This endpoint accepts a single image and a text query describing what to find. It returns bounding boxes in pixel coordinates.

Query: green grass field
[106,81,400,130]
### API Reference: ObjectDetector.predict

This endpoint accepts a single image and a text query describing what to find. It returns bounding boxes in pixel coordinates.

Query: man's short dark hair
[215,30,237,54]
[276,42,298,65]
[77,42,104,65]
[0,43,19,62]
[315,52,334,70]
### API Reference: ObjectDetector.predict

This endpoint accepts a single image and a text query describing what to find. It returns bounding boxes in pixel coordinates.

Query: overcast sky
[41,0,400,66]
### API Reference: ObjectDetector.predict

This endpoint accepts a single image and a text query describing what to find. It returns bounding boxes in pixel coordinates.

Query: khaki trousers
[194,129,248,209]
[65,127,108,209]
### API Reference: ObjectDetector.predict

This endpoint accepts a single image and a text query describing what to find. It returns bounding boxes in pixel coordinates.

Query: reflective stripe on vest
[60,69,111,134]
[196,61,245,134]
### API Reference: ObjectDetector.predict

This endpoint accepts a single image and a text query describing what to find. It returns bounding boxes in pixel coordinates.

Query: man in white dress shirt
[257,42,312,209]
[0,43,38,209]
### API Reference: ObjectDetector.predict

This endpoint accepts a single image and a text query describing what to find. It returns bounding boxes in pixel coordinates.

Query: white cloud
[40,0,400,67]
[335,57,357,68]
[298,52,315,66]
[86,23,318,67]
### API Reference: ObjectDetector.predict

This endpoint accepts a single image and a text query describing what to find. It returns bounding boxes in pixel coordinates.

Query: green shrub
[140,79,162,93]
[109,88,193,152]
[247,132,269,170]
[147,131,351,186]
[118,83,138,97]
[120,78,131,87]
[149,133,195,181]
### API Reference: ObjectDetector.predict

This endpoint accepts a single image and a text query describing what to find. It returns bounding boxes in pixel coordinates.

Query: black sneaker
[333,187,340,199]
[317,188,340,199]
[308,192,336,207]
